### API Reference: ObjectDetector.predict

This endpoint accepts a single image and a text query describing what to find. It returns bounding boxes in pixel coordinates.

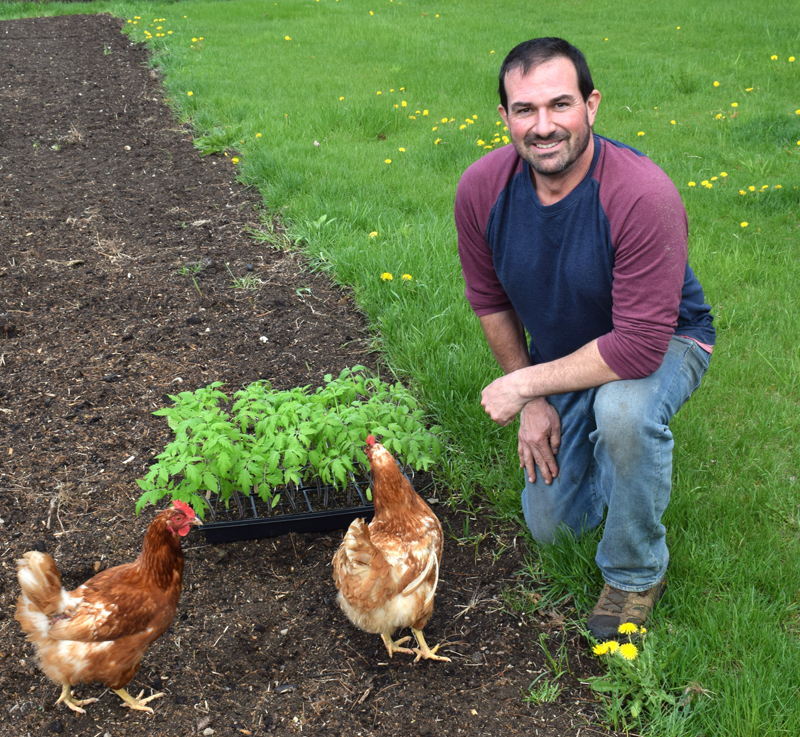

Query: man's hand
[480,370,530,426]
[518,398,561,484]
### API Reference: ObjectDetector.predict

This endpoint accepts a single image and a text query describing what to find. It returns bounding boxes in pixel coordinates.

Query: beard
[515,113,592,177]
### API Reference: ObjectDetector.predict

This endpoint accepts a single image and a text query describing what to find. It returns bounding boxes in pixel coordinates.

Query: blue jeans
[521,336,711,592]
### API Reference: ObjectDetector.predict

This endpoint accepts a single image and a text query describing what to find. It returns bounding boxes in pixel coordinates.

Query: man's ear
[586,89,601,126]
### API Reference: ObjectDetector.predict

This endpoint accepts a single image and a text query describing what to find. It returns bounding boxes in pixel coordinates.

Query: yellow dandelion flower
[398,147,405,152]
[775,184,782,189]
[377,90,382,95]
[638,131,645,136]
[423,110,429,116]
[746,87,754,92]
[434,138,441,145]
[741,221,748,227]
[731,102,738,107]
[187,91,193,96]
[796,110,800,115]
[402,274,412,281]
[688,181,696,187]
[496,121,502,126]
[449,118,455,123]
[710,176,718,181]
[771,54,778,60]
[369,10,374,15]
[477,139,485,146]
[604,38,608,41]
[401,101,407,107]
[676,26,680,29]
[490,49,495,54]
[721,172,727,177]
[441,117,448,124]
[715,113,722,120]
[640,627,647,635]
[670,120,676,125]
[472,114,478,119]
[618,623,639,635]
[339,96,344,101]
[409,115,416,120]
[368,231,378,238]
[381,272,393,281]
[285,36,291,40]
[790,57,796,62]
[400,87,405,91]
[192,37,198,42]
[606,641,620,654]
[232,157,240,164]
[713,81,720,87]
[701,180,709,186]
[390,89,394,92]
[761,184,769,190]
[394,104,399,109]
[432,126,438,131]
[385,159,392,164]
[739,190,746,195]
[619,643,638,661]
[502,136,509,144]
[460,124,466,130]
[593,642,610,656]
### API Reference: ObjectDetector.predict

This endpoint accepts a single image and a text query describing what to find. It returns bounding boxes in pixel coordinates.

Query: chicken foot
[411,628,451,662]
[113,687,165,714]
[56,683,99,714]
[380,632,415,658]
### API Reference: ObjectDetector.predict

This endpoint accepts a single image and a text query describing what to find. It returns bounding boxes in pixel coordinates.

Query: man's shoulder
[595,135,683,208]
[458,145,523,194]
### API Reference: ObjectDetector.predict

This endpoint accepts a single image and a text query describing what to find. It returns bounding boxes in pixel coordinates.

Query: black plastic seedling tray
[200,473,374,544]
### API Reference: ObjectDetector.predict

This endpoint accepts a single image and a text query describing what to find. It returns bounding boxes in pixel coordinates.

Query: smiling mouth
[531,140,563,150]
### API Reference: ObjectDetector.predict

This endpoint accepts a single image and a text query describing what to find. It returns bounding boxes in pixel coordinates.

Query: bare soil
[0,14,617,737]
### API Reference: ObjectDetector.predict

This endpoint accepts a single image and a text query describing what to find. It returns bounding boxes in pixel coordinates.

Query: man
[455,37,714,639]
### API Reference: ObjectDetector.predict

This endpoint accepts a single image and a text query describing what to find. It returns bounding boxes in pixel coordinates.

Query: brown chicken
[15,500,201,713]
[333,435,449,662]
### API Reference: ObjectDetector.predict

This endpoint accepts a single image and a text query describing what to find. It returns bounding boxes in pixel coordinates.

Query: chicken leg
[113,687,165,713]
[56,683,99,714]
[380,632,415,658]
[411,629,451,662]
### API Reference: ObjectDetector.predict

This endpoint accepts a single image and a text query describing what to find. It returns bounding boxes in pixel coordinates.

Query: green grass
[4,0,799,733]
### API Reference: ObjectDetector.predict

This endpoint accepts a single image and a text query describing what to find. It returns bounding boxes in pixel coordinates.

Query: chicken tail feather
[16,551,64,618]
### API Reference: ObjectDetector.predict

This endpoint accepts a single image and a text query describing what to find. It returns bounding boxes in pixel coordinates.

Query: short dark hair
[498,37,594,110]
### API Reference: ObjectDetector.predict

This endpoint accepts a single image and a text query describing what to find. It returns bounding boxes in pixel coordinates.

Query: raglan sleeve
[597,172,688,379]
[454,163,513,317]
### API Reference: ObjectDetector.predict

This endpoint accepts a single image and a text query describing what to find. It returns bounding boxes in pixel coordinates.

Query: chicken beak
[189,517,203,527]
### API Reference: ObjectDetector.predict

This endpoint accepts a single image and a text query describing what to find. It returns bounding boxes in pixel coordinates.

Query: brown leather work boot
[586,579,666,640]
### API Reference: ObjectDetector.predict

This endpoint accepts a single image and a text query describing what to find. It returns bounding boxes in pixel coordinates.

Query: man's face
[499,57,600,179]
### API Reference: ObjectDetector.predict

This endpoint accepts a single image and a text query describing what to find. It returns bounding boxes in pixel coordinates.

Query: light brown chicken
[333,435,449,662]
[15,500,201,713]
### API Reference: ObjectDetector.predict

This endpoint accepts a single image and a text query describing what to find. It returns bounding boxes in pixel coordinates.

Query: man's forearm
[481,339,622,426]
[479,311,531,374]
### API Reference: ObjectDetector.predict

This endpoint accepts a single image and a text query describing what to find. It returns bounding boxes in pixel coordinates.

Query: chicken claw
[411,629,451,662]
[113,687,164,713]
[56,683,99,713]
[380,633,415,658]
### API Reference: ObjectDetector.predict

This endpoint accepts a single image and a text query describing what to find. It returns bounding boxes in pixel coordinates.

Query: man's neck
[531,134,596,206]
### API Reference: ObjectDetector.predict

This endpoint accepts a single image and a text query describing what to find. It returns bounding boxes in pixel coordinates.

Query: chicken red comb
[171,499,196,518]
[366,434,376,445]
